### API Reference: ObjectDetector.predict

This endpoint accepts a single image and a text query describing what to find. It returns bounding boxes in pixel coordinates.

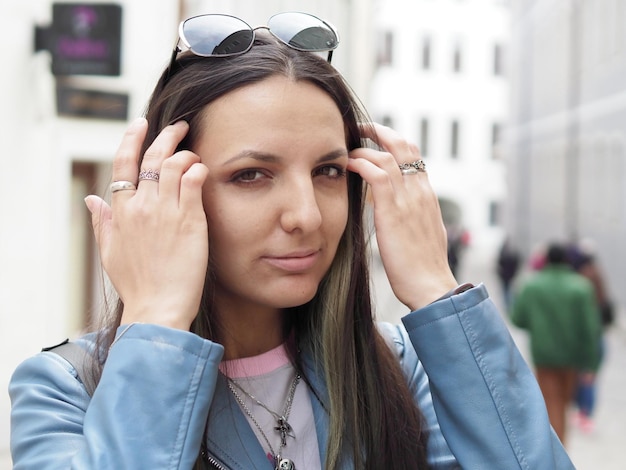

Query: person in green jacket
[512,242,602,446]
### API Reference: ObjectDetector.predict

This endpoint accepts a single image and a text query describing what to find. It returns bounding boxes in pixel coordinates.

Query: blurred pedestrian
[567,240,614,433]
[528,242,547,271]
[496,237,520,312]
[512,242,602,445]
[567,240,614,328]
[446,225,469,277]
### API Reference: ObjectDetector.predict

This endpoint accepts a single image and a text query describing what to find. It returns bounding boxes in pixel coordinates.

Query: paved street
[371,242,626,470]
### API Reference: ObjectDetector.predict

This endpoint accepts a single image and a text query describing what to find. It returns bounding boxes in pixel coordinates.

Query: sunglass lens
[268,12,338,51]
[183,15,253,56]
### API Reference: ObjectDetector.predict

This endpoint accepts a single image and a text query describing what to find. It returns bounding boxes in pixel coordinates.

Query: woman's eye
[315,165,346,178]
[234,169,265,182]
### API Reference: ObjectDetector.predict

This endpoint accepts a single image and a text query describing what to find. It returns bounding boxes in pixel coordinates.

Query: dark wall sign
[57,84,129,120]
[36,3,122,76]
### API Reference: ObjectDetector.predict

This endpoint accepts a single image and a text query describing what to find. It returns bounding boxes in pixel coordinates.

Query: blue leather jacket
[9,285,574,469]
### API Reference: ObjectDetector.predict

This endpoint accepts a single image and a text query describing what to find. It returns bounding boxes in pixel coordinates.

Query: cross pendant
[274,418,293,447]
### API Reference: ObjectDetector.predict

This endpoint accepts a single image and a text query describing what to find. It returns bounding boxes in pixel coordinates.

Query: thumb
[84,195,112,252]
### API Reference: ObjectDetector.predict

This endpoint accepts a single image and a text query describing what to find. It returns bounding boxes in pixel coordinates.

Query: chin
[272,284,319,309]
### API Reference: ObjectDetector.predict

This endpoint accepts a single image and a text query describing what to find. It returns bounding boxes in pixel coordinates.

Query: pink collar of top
[219,343,290,378]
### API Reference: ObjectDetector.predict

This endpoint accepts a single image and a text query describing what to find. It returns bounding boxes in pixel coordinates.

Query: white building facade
[368,0,511,267]
[505,0,626,309]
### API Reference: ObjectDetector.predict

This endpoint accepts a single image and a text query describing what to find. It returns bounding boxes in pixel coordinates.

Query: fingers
[350,123,455,309]
[108,118,207,211]
[110,119,197,208]
[351,123,424,183]
[137,121,190,195]
[95,119,210,330]
[84,195,112,257]
[362,123,422,163]
[178,162,210,211]
[158,151,209,210]
[111,118,149,199]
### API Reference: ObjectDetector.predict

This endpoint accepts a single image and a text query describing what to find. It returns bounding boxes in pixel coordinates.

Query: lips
[262,250,321,272]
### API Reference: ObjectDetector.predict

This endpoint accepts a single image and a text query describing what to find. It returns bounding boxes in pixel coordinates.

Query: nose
[279,178,323,233]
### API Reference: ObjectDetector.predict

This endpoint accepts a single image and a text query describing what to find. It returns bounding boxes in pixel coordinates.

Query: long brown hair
[94,33,429,469]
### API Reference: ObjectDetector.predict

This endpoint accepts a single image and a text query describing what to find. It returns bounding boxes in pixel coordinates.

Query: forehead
[195,76,347,159]
[203,76,341,125]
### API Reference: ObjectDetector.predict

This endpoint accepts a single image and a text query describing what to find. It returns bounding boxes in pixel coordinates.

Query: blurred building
[505,0,626,309]
[0,0,372,464]
[368,0,511,269]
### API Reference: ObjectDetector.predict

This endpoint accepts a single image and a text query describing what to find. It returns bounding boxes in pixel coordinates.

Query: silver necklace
[227,373,301,470]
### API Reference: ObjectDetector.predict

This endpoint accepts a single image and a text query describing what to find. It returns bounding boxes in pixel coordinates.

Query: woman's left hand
[348,123,457,310]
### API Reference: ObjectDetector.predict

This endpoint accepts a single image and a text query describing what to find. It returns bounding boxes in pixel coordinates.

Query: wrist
[431,282,475,304]
[120,305,195,331]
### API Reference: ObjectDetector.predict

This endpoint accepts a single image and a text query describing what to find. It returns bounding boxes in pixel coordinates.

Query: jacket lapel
[205,374,273,469]
[301,352,330,467]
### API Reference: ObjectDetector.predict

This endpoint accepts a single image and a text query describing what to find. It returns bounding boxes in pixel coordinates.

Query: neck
[215,302,287,360]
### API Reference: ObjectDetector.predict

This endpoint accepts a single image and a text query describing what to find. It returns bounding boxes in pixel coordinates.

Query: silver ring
[399,160,426,175]
[110,180,137,193]
[138,169,160,182]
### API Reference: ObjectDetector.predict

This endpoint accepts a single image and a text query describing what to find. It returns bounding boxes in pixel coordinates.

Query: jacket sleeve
[9,323,224,469]
[400,284,575,470]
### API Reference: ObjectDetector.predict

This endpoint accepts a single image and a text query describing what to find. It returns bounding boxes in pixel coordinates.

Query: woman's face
[194,75,349,315]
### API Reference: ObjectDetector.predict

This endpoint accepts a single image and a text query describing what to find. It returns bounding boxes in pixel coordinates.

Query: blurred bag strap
[42,339,97,397]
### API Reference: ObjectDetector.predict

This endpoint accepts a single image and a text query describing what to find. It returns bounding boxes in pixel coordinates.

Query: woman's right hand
[84,118,210,330]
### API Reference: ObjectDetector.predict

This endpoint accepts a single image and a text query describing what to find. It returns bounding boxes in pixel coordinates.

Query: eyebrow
[222,148,349,166]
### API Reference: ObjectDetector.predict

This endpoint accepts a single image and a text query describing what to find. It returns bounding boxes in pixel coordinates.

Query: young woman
[10,12,575,470]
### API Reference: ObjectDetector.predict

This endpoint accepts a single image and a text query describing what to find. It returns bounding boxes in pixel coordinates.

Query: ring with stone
[138,169,160,182]
[398,160,426,175]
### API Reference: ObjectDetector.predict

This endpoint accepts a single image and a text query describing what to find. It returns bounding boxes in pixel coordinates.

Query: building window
[452,43,463,73]
[377,31,394,66]
[489,201,501,226]
[419,118,429,156]
[421,36,432,70]
[491,123,501,159]
[493,43,503,76]
[450,120,460,158]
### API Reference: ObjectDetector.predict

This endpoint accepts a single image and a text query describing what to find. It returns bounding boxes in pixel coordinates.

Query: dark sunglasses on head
[165,12,340,82]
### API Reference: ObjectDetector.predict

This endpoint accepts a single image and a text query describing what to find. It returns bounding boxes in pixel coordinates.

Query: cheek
[206,213,250,281]
[202,192,241,251]
[207,208,247,240]
[324,194,350,240]
[203,189,274,265]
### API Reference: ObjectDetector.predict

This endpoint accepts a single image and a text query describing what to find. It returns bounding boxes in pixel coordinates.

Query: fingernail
[84,196,96,213]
